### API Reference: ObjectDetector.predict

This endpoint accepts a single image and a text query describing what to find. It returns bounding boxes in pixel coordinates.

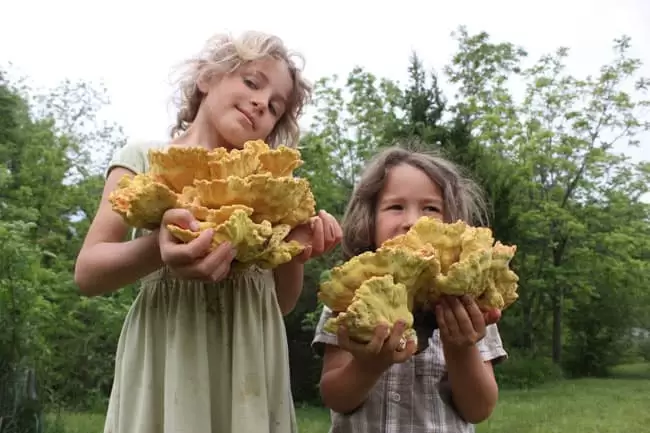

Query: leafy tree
[445,27,650,368]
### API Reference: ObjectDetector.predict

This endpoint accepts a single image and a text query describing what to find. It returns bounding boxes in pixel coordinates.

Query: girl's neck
[171,119,233,151]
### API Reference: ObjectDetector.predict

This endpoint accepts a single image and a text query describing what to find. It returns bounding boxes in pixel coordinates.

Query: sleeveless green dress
[102,141,297,433]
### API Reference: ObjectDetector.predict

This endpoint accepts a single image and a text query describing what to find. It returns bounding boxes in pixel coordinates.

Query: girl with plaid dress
[313,146,507,433]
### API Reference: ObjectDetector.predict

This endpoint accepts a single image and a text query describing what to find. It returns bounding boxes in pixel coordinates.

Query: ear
[196,71,211,94]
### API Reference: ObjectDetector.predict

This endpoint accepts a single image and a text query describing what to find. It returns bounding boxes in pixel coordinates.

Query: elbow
[279,299,298,316]
[74,269,92,297]
[319,380,334,411]
[318,378,339,412]
[319,377,362,415]
[463,408,493,425]
[74,257,98,297]
[457,395,498,424]
[275,285,300,316]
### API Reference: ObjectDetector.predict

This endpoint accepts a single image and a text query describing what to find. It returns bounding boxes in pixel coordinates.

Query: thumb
[161,208,200,231]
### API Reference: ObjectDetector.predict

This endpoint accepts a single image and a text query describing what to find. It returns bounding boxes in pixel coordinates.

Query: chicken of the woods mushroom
[108,140,316,269]
[318,217,519,350]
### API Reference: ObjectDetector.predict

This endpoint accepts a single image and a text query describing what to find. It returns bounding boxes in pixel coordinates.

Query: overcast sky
[2,0,649,166]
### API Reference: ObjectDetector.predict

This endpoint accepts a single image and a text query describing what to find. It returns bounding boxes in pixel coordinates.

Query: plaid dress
[312,306,507,433]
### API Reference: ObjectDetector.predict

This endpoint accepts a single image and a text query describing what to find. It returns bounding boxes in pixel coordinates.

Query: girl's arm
[74,167,164,296]
[319,346,385,414]
[318,320,414,414]
[443,344,499,423]
[435,296,505,424]
[273,260,304,315]
[274,210,342,315]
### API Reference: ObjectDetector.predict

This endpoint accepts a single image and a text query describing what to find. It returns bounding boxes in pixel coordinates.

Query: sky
[1,0,649,166]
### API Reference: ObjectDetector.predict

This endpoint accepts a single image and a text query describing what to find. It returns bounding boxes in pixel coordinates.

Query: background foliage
[1,28,648,429]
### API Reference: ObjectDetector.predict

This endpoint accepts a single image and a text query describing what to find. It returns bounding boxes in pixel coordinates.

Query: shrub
[495,354,564,389]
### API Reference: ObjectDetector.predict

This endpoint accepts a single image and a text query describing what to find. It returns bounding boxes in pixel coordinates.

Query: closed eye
[244,78,258,89]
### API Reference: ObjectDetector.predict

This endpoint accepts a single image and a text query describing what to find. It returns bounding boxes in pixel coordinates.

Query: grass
[49,363,650,433]
[476,362,650,433]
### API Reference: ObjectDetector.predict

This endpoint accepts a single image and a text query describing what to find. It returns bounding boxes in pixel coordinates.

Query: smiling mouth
[237,107,255,128]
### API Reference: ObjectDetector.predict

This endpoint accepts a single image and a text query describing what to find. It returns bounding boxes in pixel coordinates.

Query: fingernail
[189,221,200,231]
[230,247,238,258]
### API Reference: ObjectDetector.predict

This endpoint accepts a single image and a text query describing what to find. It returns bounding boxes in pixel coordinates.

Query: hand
[434,295,501,349]
[335,320,417,374]
[287,210,342,263]
[158,208,237,282]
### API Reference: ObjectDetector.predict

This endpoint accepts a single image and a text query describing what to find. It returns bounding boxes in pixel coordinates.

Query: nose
[251,91,271,113]
[250,100,263,114]
[401,208,420,231]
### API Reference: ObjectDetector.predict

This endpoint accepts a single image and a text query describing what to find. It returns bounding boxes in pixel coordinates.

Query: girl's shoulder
[105,140,168,177]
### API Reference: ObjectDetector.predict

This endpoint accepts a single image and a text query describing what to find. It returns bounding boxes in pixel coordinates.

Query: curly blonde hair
[341,145,488,259]
[170,31,312,148]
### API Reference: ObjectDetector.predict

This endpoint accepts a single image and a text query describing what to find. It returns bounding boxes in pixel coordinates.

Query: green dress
[102,141,297,433]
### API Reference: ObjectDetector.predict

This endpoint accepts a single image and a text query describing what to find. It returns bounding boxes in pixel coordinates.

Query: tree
[444,27,650,367]
[0,67,131,411]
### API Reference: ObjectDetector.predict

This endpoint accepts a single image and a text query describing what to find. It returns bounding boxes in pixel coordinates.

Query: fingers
[384,320,408,352]
[318,210,342,252]
[385,320,417,363]
[484,308,502,325]
[161,208,200,231]
[393,339,417,363]
[162,227,214,264]
[337,321,416,370]
[168,241,234,280]
[309,210,342,258]
[201,242,237,279]
[337,325,382,355]
[437,296,492,346]
[332,214,343,242]
[366,324,391,354]
[337,322,391,356]
[209,255,234,282]
[159,207,213,265]
[310,216,325,256]
[459,295,486,338]
[440,297,462,340]
[435,298,453,342]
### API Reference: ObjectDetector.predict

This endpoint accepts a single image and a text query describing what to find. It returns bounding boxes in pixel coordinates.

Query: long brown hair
[341,145,487,259]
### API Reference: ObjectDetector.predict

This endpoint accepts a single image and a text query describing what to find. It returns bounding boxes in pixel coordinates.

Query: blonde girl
[312,146,506,433]
[75,31,342,433]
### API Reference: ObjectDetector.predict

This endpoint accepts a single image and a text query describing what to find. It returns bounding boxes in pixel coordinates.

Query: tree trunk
[552,288,563,363]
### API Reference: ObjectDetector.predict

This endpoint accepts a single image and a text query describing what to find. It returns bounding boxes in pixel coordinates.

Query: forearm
[273,260,304,315]
[320,357,384,414]
[444,344,498,423]
[74,232,163,297]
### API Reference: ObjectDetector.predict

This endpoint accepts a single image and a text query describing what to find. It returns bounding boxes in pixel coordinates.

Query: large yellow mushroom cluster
[319,217,519,346]
[109,140,316,269]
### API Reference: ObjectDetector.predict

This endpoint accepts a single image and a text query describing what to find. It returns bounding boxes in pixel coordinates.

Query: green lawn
[50,363,650,433]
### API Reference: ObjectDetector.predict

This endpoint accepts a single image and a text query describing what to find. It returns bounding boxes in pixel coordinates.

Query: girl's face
[374,163,445,247]
[198,57,293,149]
